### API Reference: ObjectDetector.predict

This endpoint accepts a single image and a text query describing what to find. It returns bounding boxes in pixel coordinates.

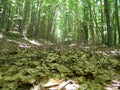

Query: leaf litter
[0,40,120,90]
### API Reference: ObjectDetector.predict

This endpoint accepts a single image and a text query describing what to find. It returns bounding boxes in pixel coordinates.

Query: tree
[114,0,120,45]
[104,0,112,46]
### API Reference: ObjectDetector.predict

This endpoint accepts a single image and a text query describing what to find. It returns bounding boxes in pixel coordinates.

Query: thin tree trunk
[100,0,106,44]
[115,0,120,45]
[88,1,94,44]
[83,1,89,43]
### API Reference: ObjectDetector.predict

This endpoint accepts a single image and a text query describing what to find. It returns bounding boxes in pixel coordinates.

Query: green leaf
[80,83,88,90]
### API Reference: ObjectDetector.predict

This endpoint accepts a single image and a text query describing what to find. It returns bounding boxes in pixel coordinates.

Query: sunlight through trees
[0,0,120,46]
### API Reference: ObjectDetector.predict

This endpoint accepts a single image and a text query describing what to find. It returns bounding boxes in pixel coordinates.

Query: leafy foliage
[0,41,119,89]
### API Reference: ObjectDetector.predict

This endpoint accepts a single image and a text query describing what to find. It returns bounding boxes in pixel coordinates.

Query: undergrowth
[0,41,120,90]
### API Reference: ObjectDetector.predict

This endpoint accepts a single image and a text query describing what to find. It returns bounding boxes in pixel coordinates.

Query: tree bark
[115,0,120,45]
[104,0,112,46]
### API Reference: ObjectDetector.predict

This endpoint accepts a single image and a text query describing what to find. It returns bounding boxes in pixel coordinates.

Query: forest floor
[0,32,120,90]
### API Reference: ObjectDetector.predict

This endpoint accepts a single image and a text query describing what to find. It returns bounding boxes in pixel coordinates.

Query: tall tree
[83,0,89,43]
[100,0,106,44]
[22,0,30,37]
[115,0,120,45]
[104,0,112,46]
[0,0,8,31]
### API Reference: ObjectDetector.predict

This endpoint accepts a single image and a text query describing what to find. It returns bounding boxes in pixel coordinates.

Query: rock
[43,79,80,90]
[30,84,42,90]
[104,80,120,90]
[58,80,73,89]
[43,79,59,88]
[65,83,80,90]
[49,87,58,90]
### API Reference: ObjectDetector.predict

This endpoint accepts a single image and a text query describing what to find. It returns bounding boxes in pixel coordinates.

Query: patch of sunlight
[24,36,41,46]
[55,7,63,43]
[27,39,41,46]
[23,27,41,46]
[56,29,61,38]
[55,29,62,43]
[0,33,3,38]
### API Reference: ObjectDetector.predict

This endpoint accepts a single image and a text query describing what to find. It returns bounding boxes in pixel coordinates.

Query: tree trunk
[115,0,120,45]
[104,0,112,46]
[88,1,94,44]
[100,0,106,44]
[83,1,89,43]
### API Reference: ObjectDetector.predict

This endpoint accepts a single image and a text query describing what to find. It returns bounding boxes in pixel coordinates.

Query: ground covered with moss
[0,39,120,90]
